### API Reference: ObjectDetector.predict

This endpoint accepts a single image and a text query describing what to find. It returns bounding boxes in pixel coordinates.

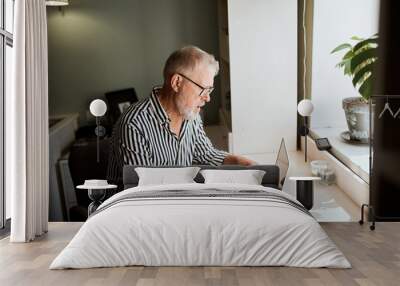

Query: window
[1,0,14,230]
[309,0,379,183]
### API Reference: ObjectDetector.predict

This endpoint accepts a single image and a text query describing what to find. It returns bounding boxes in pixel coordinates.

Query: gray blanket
[91,188,312,218]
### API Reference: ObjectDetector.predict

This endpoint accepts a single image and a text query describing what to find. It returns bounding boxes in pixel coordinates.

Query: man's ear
[170,74,181,93]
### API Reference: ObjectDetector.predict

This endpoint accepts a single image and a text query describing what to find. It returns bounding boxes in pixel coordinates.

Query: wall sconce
[46,0,69,14]
[46,0,69,6]
[297,99,314,162]
[89,99,107,163]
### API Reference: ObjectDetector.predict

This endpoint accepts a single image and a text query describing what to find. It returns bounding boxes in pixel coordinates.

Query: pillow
[135,167,201,186]
[200,169,266,185]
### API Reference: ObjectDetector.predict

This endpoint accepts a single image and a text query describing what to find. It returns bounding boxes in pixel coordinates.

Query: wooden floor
[1,222,399,286]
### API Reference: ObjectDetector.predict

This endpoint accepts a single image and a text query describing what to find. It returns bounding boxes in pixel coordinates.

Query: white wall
[311,0,380,129]
[228,0,297,154]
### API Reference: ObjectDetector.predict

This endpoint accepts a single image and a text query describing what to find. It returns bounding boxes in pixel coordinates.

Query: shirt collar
[150,86,170,125]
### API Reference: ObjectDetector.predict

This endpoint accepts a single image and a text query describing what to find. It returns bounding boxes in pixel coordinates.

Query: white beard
[182,108,197,121]
[176,99,197,121]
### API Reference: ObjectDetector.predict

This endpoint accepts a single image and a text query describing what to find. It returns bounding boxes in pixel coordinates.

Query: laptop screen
[275,138,289,189]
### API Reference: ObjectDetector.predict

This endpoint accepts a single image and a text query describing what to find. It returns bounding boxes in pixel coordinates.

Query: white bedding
[50,183,351,269]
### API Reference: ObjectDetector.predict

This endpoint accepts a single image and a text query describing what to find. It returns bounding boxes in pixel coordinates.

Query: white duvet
[50,183,351,269]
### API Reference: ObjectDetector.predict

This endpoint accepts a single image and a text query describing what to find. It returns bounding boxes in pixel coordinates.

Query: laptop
[275,138,290,189]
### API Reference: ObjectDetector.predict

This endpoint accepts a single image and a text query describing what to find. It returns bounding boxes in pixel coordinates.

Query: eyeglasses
[177,73,214,97]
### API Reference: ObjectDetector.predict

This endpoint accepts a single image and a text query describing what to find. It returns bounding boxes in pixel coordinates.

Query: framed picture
[118,101,131,113]
[105,88,138,125]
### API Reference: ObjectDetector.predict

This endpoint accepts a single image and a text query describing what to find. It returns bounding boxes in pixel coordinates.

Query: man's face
[175,65,214,120]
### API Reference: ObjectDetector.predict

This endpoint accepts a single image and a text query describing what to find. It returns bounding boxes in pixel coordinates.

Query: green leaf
[336,62,344,67]
[343,49,354,60]
[336,59,349,66]
[350,48,377,73]
[344,60,352,76]
[351,36,364,41]
[336,59,351,76]
[353,38,378,54]
[358,76,372,100]
[336,63,345,70]
[352,63,374,87]
[331,43,352,54]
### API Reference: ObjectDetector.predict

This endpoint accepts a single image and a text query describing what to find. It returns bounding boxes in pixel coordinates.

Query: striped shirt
[107,87,228,184]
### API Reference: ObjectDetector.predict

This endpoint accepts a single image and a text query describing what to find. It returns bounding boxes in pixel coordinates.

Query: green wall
[47,0,221,126]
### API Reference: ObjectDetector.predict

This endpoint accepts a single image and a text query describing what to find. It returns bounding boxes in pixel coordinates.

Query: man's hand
[223,154,257,166]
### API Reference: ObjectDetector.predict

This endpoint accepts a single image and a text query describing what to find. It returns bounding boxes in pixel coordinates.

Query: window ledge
[310,127,369,184]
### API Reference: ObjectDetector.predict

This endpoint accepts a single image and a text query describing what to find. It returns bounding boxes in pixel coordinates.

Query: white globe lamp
[90,99,107,117]
[89,99,108,163]
[297,99,314,117]
[297,99,314,162]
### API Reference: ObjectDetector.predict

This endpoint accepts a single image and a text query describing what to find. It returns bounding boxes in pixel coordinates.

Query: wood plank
[0,222,400,286]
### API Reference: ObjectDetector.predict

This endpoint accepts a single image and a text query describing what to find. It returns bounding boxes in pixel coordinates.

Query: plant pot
[342,97,370,141]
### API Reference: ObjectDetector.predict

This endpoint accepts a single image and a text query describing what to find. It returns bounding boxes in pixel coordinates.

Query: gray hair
[163,46,219,81]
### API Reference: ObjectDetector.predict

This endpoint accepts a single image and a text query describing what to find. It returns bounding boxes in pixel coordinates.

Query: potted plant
[331,35,378,142]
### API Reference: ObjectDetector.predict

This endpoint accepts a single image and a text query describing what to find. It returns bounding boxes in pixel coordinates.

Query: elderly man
[107,46,254,185]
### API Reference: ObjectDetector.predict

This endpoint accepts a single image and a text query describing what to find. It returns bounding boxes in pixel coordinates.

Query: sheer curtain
[7,0,49,242]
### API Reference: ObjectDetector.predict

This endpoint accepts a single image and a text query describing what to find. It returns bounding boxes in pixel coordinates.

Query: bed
[50,165,350,269]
